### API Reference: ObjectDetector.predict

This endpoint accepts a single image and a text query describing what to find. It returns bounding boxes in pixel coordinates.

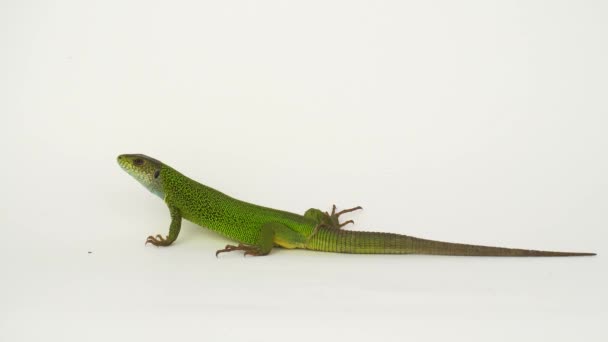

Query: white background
[1,1,606,341]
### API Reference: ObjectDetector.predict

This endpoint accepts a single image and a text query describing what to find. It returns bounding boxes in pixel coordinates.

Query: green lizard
[117,154,595,257]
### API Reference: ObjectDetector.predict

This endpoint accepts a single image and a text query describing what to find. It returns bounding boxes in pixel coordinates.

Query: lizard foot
[323,204,363,229]
[145,234,173,246]
[215,244,263,257]
[304,205,362,230]
[307,204,363,241]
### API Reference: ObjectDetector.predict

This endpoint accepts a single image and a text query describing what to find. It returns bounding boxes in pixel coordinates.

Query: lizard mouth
[117,155,130,171]
[116,154,143,177]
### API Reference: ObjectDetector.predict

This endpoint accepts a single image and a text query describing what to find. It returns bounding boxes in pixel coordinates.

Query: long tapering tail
[306,228,595,256]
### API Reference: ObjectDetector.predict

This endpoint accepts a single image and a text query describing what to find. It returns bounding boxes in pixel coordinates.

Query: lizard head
[117,154,165,198]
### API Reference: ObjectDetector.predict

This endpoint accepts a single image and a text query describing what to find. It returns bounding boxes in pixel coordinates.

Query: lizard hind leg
[215,222,277,257]
[304,204,362,230]
[215,243,265,257]
[215,222,307,257]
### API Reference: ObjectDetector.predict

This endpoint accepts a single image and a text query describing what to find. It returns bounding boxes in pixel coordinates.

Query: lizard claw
[145,234,170,246]
[216,244,262,257]
[322,205,363,230]
[338,220,355,228]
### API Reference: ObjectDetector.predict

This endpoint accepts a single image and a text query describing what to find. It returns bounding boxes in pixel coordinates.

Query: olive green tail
[306,228,595,256]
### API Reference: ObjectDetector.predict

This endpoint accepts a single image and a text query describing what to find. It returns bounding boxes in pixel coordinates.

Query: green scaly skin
[117,154,595,257]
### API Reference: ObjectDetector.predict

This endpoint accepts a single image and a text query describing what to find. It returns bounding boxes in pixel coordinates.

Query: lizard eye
[154,169,160,179]
[133,158,144,166]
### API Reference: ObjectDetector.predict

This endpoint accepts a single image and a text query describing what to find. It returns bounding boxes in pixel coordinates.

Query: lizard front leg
[145,204,181,246]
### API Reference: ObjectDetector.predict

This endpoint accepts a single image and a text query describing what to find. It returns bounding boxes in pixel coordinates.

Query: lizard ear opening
[154,169,160,179]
